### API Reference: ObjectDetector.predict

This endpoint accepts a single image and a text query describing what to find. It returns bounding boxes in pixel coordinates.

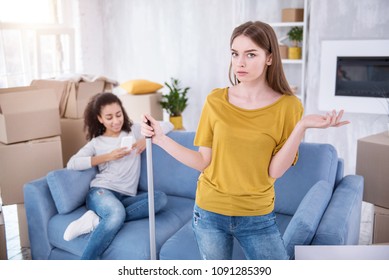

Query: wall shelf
[282,59,303,64]
[267,0,309,105]
[270,22,304,27]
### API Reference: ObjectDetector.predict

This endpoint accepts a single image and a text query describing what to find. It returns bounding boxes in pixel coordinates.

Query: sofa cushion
[159,220,246,260]
[311,175,364,245]
[275,213,293,235]
[120,79,163,95]
[139,131,200,199]
[282,180,333,259]
[162,179,330,261]
[46,168,97,214]
[159,221,200,260]
[48,194,194,259]
[275,143,338,216]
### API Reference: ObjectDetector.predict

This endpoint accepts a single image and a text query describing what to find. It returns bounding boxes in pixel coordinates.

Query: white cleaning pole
[146,120,156,260]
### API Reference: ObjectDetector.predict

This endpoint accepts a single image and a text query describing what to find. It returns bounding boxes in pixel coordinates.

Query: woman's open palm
[302,110,350,129]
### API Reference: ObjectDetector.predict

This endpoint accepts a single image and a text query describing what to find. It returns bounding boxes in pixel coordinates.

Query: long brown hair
[228,21,293,95]
[84,92,133,140]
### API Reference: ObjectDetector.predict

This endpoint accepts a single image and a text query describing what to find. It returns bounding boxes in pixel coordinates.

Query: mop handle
[145,119,157,260]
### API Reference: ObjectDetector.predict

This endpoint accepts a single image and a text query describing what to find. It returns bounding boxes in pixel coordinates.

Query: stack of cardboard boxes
[31,78,112,165]
[356,131,389,244]
[0,77,115,258]
[0,86,64,257]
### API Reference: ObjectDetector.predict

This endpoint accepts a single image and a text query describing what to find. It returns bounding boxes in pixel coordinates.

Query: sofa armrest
[282,180,333,259]
[24,176,58,259]
[311,175,364,245]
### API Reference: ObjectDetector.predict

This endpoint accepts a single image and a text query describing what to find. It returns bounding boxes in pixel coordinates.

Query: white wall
[73,0,104,74]
[75,0,304,129]
[75,0,389,175]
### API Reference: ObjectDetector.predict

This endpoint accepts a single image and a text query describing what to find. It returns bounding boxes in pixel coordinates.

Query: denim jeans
[81,187,167,260]
[192,204,289,260]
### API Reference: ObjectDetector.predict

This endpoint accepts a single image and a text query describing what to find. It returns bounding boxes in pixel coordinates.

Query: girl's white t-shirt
[67,122,173,196]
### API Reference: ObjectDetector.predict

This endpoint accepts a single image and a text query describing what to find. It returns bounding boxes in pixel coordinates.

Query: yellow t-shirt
[194,87,303,216]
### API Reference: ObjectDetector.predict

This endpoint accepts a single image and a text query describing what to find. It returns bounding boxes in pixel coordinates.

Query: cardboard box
[356,131,389,208]
[17,204,29,248]
[60,118,87,166]
[0,86,61,144]
[279,45,288,59]
[0,136,63,205]
[64,81,105,119]
[282,8,304,22]
[31,79,108,119]
[30,79,70,117]
[0,211,7,259]
[119,92,163,122]
[373,206,389,244]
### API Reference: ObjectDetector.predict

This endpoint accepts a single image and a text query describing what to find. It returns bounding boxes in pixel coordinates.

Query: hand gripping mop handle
[145,119,157,260]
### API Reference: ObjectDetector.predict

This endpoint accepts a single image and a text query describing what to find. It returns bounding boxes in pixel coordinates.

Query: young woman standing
[142,21,349,260]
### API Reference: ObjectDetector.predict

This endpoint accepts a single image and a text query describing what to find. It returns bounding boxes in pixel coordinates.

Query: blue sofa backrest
[138,132,340,216]
[274,142,339,216]
[138,131,200,199]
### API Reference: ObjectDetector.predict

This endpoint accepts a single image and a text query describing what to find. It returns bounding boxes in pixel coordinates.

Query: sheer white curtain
[0,0,74,88]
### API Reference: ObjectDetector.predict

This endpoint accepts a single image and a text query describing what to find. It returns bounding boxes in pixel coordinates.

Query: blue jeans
[82,187,168,260]
[192,204,289,260]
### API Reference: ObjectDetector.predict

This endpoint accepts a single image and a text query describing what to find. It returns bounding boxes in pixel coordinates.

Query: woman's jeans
[82,187,167,260]
[192,204,289,260]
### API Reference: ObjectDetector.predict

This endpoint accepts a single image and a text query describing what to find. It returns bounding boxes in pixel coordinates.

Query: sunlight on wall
[0,0,56,24]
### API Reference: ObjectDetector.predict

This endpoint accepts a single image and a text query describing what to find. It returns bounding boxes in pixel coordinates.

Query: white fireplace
[319,40,389,114]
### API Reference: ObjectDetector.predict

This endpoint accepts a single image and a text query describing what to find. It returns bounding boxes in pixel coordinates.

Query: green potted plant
[160,77,190,130]
[287,26,303,59]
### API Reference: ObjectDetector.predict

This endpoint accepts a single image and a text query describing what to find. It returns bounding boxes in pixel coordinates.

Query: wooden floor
[2,205,31,260]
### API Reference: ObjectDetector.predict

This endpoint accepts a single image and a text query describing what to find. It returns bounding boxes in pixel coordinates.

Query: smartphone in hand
[120,136,135,150]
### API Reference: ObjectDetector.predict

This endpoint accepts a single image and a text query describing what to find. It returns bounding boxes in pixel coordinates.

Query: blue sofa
[24,131,363,260]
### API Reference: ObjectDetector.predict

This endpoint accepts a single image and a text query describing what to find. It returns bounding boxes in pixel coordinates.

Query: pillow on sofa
[46,168,97,214]
[120,79,163,95]
[282,180,332,259]
[275,143,338,216]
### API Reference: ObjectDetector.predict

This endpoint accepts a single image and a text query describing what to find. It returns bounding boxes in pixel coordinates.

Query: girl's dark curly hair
[84,92,133,140]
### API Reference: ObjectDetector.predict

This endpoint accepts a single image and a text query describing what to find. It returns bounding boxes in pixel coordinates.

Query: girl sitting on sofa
[63,92,173,260]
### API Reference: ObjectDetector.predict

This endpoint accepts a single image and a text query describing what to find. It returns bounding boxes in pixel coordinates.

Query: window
[0,0,74,88]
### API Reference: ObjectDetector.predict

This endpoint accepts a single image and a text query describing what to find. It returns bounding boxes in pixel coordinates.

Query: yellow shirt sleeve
[194,95,213,148]
[272,96,304,165]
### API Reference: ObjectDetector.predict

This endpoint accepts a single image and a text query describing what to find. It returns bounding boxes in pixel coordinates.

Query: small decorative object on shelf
[282,8,304,22]
[160,77,190,130]
[278,44,288,59]
[287,26,303,59]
